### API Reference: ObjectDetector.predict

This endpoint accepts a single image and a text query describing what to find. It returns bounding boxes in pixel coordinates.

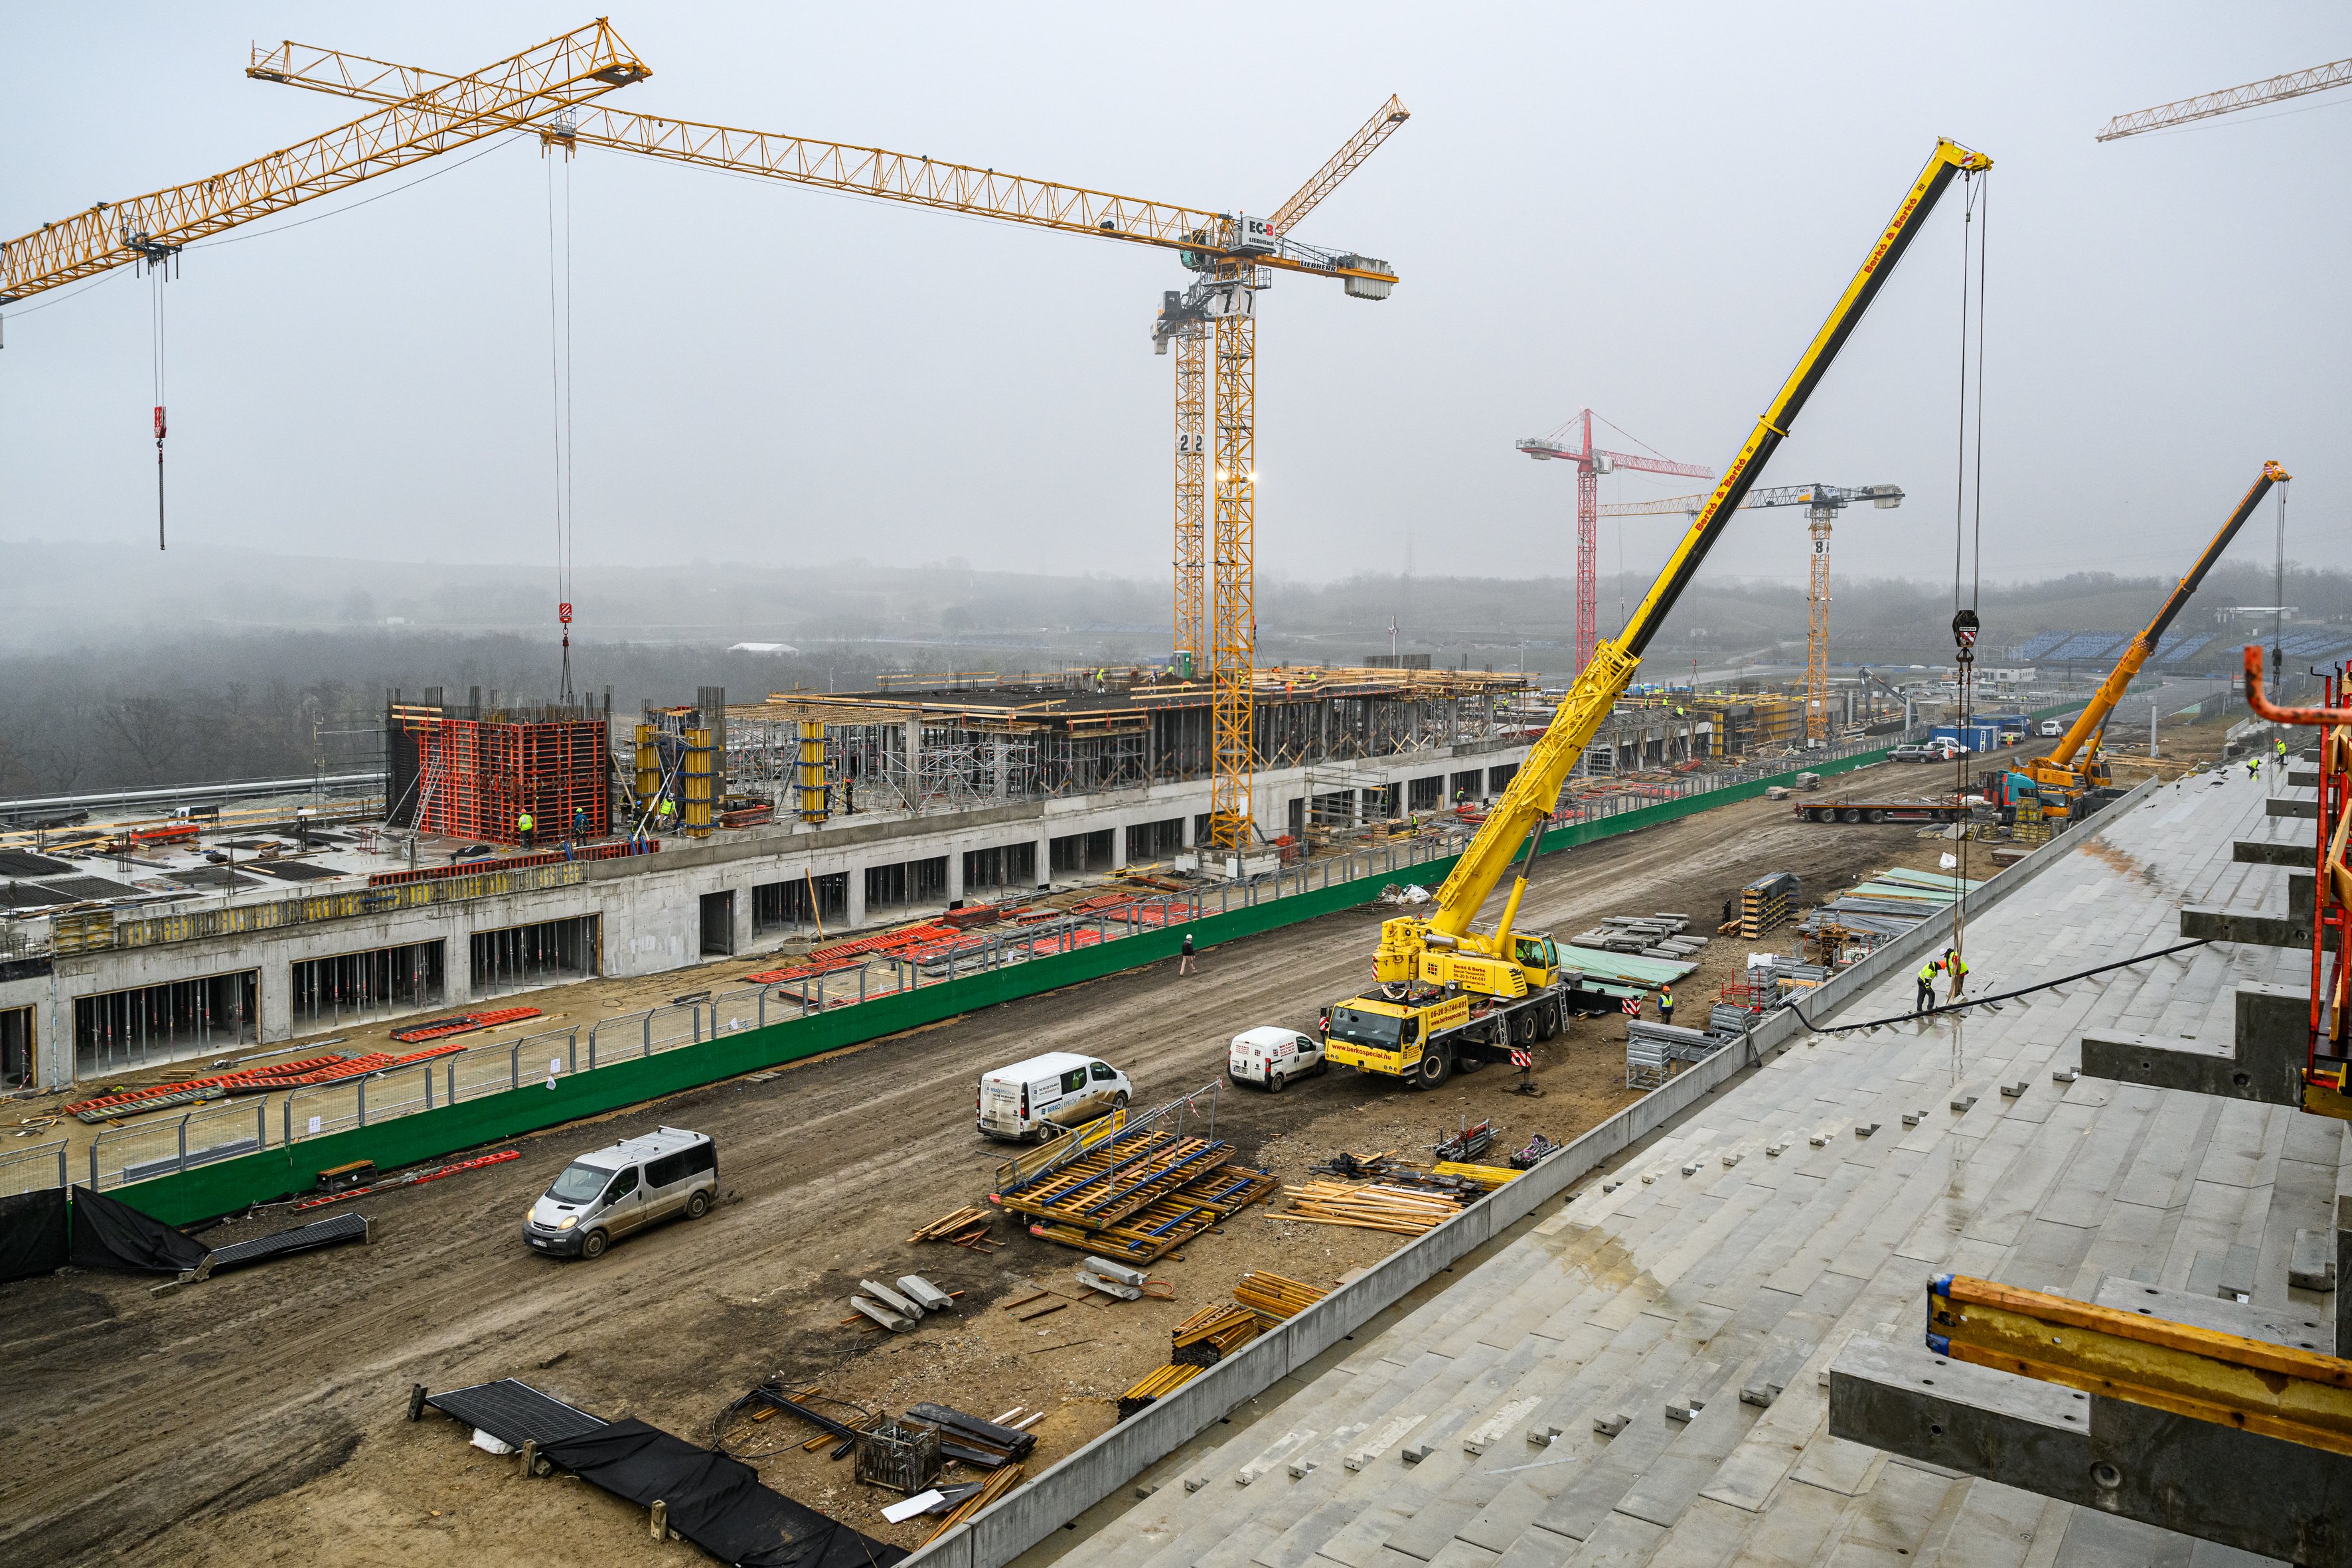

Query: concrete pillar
[903,719,923,807]
[1110,823,1127,869]
[846,863,868,928]
[1036,830,1053,888]
[947,846,966,903]
[260,973,293,1044]
[1180,811,1196,848]
[991,737,1010,800]
[733,884,754,951]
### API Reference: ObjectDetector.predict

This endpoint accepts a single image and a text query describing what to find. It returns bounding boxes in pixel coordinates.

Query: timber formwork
[991,1123,1277,1263]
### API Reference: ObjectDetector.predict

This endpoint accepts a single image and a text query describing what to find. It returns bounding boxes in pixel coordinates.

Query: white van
[978,1053,1133,1141]
[522,1126,717,1259]
[1228,1025,1325,1092]
[2037,719,2065,738]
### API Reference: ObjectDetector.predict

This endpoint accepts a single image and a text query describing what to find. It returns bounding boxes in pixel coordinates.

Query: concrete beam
[2181,905,2314,949]
[2238,838,2312,866]
[2270,797,2321,821]
[1829,1335,2352,1567]
[2082,980,2308,1107]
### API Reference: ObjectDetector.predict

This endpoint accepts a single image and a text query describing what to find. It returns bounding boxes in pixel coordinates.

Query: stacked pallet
[1233,1271,1328,1322]
[1117,1364,1203,1419]
[994,1123,1277,1263]
[1281,1181,1463,1235]
[1170,1302,1261,1367]
[1739,872,1800,938]
[903,1403,1036,1468]
[388,1005,544,1044]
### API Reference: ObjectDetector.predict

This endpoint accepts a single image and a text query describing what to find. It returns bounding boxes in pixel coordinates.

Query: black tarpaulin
[66,1184,209,1275]
[540,1419,907,1568]
[203,1212,368,1275]
[0,1188,69,1283]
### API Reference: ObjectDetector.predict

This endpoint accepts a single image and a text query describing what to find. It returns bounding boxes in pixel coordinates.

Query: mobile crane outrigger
[1322,137,1993,1087]
[2008,461,2289,820]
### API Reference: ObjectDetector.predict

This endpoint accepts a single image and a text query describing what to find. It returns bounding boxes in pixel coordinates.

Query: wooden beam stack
[1233,1271,1328,1322]
[1279,1181,1463,1235]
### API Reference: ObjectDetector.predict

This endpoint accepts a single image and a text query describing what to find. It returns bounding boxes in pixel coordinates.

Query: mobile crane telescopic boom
[1321,137,1992,1088]
[2022,461,2289,809]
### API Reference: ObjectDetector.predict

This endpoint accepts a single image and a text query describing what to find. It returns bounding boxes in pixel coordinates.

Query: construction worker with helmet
[1658,984,1676,1028]
[1916,957,1942,1013]
[517,809,535,850]
[1944,946,1970,1004]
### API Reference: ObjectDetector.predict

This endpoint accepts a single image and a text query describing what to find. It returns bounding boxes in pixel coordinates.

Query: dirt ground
[0,779,2001,1567]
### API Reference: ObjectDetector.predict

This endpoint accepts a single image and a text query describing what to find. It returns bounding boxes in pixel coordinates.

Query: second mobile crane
[1322,137,1992,1087]
[2007,461,2290,820]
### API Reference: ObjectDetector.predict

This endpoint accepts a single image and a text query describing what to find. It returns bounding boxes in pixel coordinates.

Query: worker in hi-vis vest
[517,810,535,850]
[1944,947,1970,1003]
[1916,958,1942,1014]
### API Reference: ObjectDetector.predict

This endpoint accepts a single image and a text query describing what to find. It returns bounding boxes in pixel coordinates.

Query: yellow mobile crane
[1322,137,1992,1087]
[2015,461,2289,818]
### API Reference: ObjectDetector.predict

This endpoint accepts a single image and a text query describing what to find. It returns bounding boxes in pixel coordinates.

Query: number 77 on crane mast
[1321,137,1993,1090]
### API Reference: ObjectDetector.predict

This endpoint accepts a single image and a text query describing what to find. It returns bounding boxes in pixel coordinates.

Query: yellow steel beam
[246,42,1394,289]
[3,23,647,302]
[1927,1273,2352,1456]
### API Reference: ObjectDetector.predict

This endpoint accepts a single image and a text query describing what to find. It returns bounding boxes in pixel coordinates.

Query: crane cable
[546,149,578,702]
[149,248,171,550]
[1944,169,1989,1078]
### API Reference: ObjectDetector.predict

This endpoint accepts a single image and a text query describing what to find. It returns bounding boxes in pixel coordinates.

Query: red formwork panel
[407,718,608,846]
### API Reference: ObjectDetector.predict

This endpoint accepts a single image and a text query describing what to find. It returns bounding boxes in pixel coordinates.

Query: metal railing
[0,1138,68,1196]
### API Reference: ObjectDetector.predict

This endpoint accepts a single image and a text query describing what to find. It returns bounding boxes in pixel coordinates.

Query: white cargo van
[1227,1025,1324,1091]
[522,1126,717,1260]
[977,1052,1133,1141]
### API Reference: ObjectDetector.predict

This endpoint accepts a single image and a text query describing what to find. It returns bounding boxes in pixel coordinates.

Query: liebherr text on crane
[1322,137,1992,1088]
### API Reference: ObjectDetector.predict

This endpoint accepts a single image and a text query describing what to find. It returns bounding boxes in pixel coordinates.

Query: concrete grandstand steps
[1061,777,2321,1568]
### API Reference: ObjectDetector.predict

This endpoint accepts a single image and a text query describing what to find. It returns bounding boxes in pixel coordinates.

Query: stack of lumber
[1117,1364,1203,1419]
[909,1206,995,1245]
[1233,1271,1328,1322]
[1170,1302,1260,1367]
[903,1403,1035,1468]
[923,1463,1024,1545]
[1430,1161,1522,1190]
[1281,1181,1463,1236]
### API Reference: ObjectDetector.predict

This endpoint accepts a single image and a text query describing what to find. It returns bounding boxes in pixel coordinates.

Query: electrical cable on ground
[1789,936,2212,1036]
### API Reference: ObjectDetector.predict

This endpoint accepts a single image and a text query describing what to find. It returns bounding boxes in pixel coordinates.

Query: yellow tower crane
[251,42,1405,853]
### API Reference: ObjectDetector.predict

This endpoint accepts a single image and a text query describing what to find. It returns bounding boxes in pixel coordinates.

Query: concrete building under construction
[0,666,1553,1091]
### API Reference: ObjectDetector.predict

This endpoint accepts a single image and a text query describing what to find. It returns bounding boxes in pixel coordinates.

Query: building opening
[700,890,736,957]
[470,915,599,997]
[75,970,258,1079]
[753,873,847,937]
[1050,829,1115,876]
[962,843,1037,896]
[290,940,447,1032]
[0,1006,32,1091]
[1128,817,1187,860]
[865,856,949,917]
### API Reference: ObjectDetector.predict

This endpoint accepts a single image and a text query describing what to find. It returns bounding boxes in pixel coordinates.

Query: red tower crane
[1516,410,1712,672]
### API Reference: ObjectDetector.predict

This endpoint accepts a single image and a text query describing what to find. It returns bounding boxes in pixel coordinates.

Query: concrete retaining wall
[911,773,2165,1568]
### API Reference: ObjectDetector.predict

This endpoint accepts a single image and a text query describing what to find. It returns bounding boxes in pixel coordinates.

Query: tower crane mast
[1517,414,1711,674]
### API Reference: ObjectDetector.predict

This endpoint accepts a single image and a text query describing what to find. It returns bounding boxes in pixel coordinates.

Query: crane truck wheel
[1414,1046,1452,1090]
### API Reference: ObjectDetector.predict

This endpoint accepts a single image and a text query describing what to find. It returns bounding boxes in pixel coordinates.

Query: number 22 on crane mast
[1320,137,1992,1089]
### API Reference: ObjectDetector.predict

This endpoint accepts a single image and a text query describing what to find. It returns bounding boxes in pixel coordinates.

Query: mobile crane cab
[1323,137,1995,1089]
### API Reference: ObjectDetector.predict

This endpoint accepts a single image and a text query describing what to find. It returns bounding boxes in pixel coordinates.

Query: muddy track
[0,790,1948,1566]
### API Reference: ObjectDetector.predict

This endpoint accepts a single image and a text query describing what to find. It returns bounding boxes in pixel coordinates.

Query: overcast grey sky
[5,3,2345,605]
